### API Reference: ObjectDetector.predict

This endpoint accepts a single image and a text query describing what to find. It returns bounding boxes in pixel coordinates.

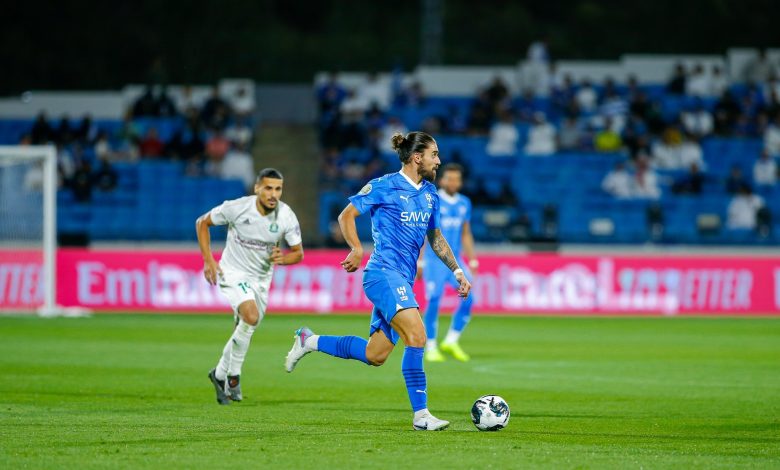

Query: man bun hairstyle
[256,167,283,181]
[390,131,435,164]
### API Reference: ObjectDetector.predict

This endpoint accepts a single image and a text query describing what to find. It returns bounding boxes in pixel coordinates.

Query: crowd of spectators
[21,84,256,202]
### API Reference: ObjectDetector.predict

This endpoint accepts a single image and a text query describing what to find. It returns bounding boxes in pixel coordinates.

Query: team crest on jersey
[359,183,372,195]
[269,222,279,233]
[425,193,433,208]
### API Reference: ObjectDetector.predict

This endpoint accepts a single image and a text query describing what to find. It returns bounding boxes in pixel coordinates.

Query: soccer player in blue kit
[419,163,478,363]
[285,131,471,431]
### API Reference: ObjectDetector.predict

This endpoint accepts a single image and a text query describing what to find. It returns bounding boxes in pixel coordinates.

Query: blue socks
[401,346,427,412]
[317,335,369,365]
[424,295,442,340]
[451,293,473,333]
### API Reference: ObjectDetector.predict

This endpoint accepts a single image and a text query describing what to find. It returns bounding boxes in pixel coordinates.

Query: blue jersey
[424,190,471,262]
[349,171,440,284]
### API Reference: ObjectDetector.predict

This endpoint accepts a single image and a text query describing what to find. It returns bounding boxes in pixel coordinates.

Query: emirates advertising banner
[1,248,779,315]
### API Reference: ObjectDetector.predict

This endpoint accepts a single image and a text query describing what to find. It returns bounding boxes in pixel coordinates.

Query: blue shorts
[363,267,419,345]
[423,258,473,300]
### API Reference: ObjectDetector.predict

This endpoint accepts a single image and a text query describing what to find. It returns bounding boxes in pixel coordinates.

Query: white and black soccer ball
[471,395,510,431]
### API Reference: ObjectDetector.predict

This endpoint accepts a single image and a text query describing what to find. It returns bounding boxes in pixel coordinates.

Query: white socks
[425,339,438,352]
[215,319,257,380]
[307,334,320,351]
[414,408,431,420]
[443,330,461,344]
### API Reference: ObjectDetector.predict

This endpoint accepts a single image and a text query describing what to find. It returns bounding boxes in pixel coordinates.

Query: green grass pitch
[1,314,779,469]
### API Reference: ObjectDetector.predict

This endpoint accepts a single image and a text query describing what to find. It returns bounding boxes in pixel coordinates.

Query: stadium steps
[253,125,320,241]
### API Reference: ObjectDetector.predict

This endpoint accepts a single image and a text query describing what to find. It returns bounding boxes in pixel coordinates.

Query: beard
[420,167,437,182]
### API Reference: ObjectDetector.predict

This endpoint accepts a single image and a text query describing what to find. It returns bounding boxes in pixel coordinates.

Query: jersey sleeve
[209,200,240,226]
[348,178,384,214]
[428,191,441,230]
[283,209,303,246]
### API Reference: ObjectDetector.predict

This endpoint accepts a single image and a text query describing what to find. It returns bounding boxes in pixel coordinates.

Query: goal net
[0,145,66,316]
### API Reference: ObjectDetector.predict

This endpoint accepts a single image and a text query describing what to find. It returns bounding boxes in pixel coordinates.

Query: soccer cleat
[208,368,231,405]
[285,327,314,373]
[413,411,450,431]
[440,341,470,362]
[424,346,446,362]
[227,375,242,402]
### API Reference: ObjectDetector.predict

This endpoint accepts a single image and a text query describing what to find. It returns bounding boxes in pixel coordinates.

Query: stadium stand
[315,60,780,246]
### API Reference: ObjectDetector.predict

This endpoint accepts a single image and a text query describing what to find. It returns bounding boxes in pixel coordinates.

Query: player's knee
[241,307,261,326]
[366,349,389,367]
[404,331,426,348]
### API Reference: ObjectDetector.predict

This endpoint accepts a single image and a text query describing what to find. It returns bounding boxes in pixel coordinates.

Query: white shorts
[218,269,271,321]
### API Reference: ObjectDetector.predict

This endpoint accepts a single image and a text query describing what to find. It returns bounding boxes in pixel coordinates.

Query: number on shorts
[237,282,250,294]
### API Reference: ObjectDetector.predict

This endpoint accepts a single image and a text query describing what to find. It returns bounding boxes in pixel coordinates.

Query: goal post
[0,145,85,316]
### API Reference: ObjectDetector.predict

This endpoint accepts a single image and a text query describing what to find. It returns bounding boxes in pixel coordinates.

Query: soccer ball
[471,395,510,431]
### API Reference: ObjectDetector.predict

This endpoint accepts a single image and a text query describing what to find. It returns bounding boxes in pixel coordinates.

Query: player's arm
[427,228,471,298]
[195,212,222,285]
[338,203,363,272]
[461,221,478,274]
[271,243,304,266]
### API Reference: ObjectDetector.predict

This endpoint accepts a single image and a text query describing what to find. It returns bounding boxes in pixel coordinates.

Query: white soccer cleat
[413,411,450,431]
[285,327,314,373]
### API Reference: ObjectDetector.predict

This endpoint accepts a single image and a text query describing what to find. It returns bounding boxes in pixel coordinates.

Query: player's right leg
[391,308,449,431]
[285,309,394,372]
[440,266,474,362]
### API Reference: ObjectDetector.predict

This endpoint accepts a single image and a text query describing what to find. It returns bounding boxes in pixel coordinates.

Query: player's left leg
[422,266,448,362]
[214,299,263,401]
[391,308,449,431]
[440,267,474,362]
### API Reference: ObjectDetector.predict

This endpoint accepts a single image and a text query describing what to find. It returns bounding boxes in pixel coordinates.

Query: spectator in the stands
[232,85,254,120]
[93,158,118,192]
[485,76,511,113]
[710,65,728,97]
[622,113,650,158]
[764,114,780,155]
[225,114,254,148]
[201,85,232,131]
[515,89,540,122]
[525,37,550,95]
[652,126,683,169]
[742,50,776,84]
[601,161,633,198]
[666,63,687,95]
[114,112,141,161]
[679,133,705,170]
[56,142,76,187]
[467,90,493,135]
[599,87,628,130]
[727,184,764,229]
[685,64,710,97]
[379,117,409,154]
[156,85,178,117]
[139,127,165,158]
[575,78,598,113]
[558,116,582,151]
[358,72,391,111]
[206,131,230,162]
[672,163,704,195]
[681,99,714,138]
[132,85,158,117]
[220,141,255,191]
[497,181,519,206]
[594,117,623,152]
[316,72,347,117]
[632,156,661,199]
[94,131,112,162]
[73,114,98,145]
[487,111,520,157]
[753,149,778,186]
[55,115,74,145]
[178,84,198,115]
[525,112,557,156]
[725,166,748,194]
[30,112,53,144]
[70,161,94,202]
